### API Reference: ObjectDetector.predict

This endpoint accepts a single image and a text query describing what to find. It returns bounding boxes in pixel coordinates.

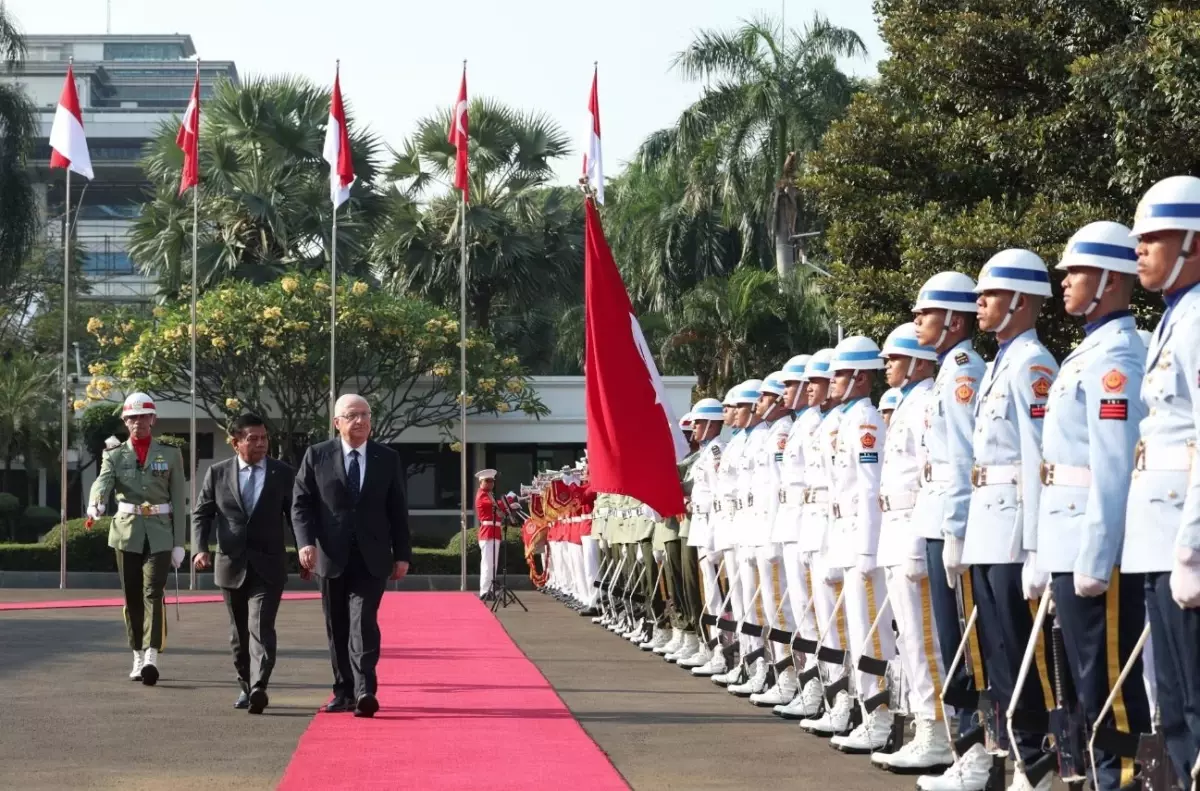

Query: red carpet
[278,592,628,791]
[0,592,322,611]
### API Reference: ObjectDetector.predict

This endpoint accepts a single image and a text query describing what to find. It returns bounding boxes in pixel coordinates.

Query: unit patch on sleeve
[955,352,969,366]
[1098,398,1128,421]
[1102,369,1128,394]
[860,432,877,449]
[859,452,879,464]
[955,383,975,405]
[1029,404,1046,419]
[1031,376,1051,400]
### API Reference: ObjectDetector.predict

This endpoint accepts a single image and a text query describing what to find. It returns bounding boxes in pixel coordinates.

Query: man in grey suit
[193,413,300,714]
[293,394,411,718]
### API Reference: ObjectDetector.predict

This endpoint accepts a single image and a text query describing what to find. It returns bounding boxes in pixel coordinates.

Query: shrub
[21,506,60,540]
[0,492,20,541]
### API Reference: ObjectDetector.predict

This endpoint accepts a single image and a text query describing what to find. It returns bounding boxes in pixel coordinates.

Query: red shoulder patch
[1102,369,1127,394]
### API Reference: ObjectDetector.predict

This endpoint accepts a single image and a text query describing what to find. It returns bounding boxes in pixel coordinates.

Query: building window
[103,43,185,62]
[485,444,586,494]
[393,444,472,510]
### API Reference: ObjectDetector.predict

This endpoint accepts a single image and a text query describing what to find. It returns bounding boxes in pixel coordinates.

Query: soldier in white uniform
[1036,221,1151,791]
[823,336,898,754]
[869,322,956,772]
[879,387,903,427]
[962,249,1059,791]
[799,348,854,732]
[678,398,727,670]
[731,373,794,699]
[1122,175,1200,785]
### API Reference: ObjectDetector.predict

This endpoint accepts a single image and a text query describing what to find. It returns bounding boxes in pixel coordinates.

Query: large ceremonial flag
[584,200,686,518]
[583,66,604,204]
[49,65,93,180]
[323,65,355,208]
[176,70,200,193]
[449,66,469,200]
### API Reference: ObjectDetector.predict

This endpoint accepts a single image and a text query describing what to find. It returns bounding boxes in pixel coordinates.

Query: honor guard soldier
[1123,175,1200,785]
[1037,221,1150,790]
[824,336,897,753]
[871,323,957,772]
[964,249,1059,791]
[475,469,501,600]
[87,392,188,685]
[653,413,698,658]
[879,388,903,427]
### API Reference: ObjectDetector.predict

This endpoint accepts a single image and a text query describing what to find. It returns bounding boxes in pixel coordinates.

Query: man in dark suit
[193,413,299,714]
[293,393,411,718]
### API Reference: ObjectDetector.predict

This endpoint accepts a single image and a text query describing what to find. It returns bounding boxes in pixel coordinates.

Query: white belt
[803,487,829,505]
[1135,441,1194,472]
[117,502,172,516]
[879,491,917,512]
[1039,463,1091,487]
[831,493,857,520]
[970,464,1019,487]
[922,462,952,484]
[480,520,499,526]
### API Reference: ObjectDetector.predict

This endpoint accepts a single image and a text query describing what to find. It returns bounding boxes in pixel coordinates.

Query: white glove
[1073,573,1108,598]
[904,556,928,582]
[86,503,105,520]
[171,546,186,570]
[823,563,843,586]
[652,548,664,564]
[942,535,965,585]
[1170,547,1200,609]
[641,504,660,521]
[856,554,877,575]
[1021,551,1049,600]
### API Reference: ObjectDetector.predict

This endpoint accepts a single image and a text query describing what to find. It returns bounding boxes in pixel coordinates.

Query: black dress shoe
[354,693,379,718]
[234,690,250,709]
[248,687,269,715]
[324,696,355,713]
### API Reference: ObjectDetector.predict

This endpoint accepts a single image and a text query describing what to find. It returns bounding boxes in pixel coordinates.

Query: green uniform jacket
[608,494,630,545]
[89,439,188,554]
[629,496,655,544]
[676,450,701,540]
[591,492,609,542]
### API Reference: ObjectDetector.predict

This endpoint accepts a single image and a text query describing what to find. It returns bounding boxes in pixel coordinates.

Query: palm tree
[372,99,582,334]
[129,77,385,297]
[638,13,866,278]
[0,7,40,294]
[0,353,58,498]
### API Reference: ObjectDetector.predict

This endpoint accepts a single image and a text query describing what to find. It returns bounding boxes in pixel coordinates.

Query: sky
[6,0,885,184]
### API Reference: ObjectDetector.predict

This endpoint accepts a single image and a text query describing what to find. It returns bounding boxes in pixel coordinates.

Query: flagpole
[329,62,339,438]
[458,155,468,593]
[59,166,71,590]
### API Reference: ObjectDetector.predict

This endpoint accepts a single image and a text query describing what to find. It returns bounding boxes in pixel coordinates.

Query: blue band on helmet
[891,337,934,352]
[1148,203,1200,219]
[808,361,829,373]
[836,350,880,362]
[985,266,1050,283]
[918,289,977,303]
[735,388,760,400]
[694,406,723,418]
[1069,241,1137,262]
[783,363,806,374]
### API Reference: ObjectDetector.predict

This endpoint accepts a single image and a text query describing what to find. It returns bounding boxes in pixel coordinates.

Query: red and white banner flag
[448,66,469,201]
[49,65,93,180]
[584,200,686,518]
[175,70,200,194]
[323,65,355,208]
[583,66,603,204]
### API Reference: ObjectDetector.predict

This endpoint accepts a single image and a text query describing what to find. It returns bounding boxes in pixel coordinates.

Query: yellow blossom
[262,335,281,349]
[291,352,307,364]
[86,317,104,335]
[120,321,134,334]
[211,336,227,349]
[444,320,459,334]
[225,398,241,411]
[503,356,519,366]
[111,336,124,346]
[358,318,373,330]
[72,399,86,411]
[94,379,113,394]
[351,281,369,296]
[449,441,463,452]
[506,378,523,394]
[477,378,496,393]
[281,276,299,294]
[455,394,475,407]
[152,307,166,318]
[87,362,107,376]
[431,363,452,377]
[497,402,511,413]
[262,306,283,320]
[314,281,330,293]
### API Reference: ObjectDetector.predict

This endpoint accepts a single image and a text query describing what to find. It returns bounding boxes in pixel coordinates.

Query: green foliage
[39,517,117,571]
[86,272,546,464]
[0,491,19,542]
[0,6,40,293]
[804,2,1200,357]
[20,505,58,542]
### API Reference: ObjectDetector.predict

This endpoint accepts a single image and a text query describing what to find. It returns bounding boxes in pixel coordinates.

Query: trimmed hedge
[1,517,527,574]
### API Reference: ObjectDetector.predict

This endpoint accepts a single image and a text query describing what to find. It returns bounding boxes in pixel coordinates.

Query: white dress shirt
[341,439,367,489]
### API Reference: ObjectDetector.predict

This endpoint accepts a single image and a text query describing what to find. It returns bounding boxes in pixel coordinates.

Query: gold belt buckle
[139,504,155,517]
[1134,440,1146,472]
[923,462,933,483]
[970,465,985,488]
[832,503,842,519]
[878,495,890,512]
[1039,462,1053,486]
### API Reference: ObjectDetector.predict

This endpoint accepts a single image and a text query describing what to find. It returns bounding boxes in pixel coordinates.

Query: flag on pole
[448,66,469,201]
[323,66,355,208]
[583,200,686,519]
[49,65,93,180]
[583,66,603,204]
[176,70,200,194]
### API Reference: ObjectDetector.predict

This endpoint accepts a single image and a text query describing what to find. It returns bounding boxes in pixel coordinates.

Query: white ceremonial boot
[775,675,823,718]
[666,632,699,663]
[675,637,707,667]
[689,648,725,676]
[728,657,769,697]
[641,627,672,652]
[832,706,894,753]
[711,661,747,688]
[800,689,852,734]
[916,743,993,791]
[140,647,159,686]
[876,717,954,772]
[751,665,798,707]
[1006,769,1051,791]
[128,650,144,681]
[655,627,683,656]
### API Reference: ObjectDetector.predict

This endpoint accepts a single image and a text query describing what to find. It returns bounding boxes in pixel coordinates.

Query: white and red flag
[583,200,687,519]
[323,64,355,208]
[583,66,603,204]
[175,69,200,194]
[49,65,93,180]
[448,65,469,200]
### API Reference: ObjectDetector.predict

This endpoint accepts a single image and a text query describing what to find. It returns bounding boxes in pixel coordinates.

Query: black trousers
[679,543,702,632]
[1051,573,1150,791]
[319,547,388,699]
[924,538,978,735]
[1145,571,1200,786]
[639,540,666,626]
[971,562,1048,764]
[663,539,688,631]
[222,565,284,693]
[115,539,171,652]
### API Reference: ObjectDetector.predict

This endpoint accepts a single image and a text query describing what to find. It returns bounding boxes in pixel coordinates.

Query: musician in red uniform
[474,469,502,600]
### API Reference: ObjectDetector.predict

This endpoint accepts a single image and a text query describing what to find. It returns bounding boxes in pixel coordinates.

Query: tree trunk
[471,290,491,332]
[773,186,798,279]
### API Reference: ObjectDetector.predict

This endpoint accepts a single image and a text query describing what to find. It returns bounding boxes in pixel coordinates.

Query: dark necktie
[347,450,361,502]
[242,465,257,512]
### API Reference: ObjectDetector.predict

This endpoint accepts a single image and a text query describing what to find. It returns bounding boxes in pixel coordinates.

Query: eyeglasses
[336,411,371,423]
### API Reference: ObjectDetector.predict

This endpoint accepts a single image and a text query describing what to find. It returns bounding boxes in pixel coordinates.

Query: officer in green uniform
[88,392,188,686]
[629,496,664,647]
[668,414,705,663]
